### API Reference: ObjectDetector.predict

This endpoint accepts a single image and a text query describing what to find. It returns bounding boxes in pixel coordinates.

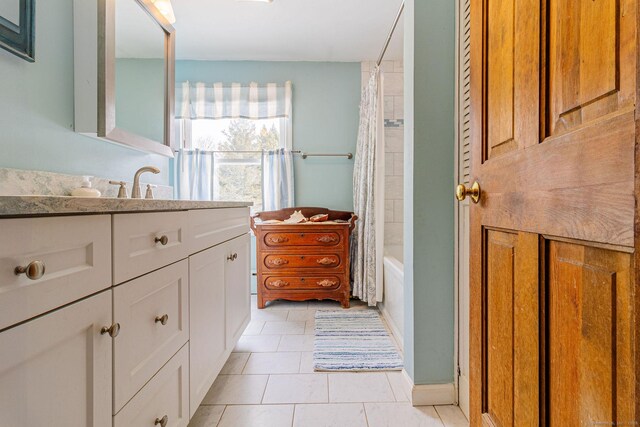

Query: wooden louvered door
[455,0,472,419]
[467,0,638,426]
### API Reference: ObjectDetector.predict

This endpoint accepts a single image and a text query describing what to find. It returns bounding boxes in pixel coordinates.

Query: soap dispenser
[71,176,102,198]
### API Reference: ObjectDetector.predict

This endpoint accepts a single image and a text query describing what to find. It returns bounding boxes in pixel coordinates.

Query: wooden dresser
[251,207,357,309]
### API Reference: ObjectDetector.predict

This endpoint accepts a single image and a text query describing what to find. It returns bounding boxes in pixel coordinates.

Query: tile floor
[188,296,469,427]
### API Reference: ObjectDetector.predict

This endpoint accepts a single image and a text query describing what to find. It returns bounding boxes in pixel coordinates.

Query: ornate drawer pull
[155,415,168,427]
[268,258,289,266]
[316,257,337,266]
[100,323,121,338]
[316,235,338,243]
[155,235,169,245]
[317,279,338,287]
[271,280,290,288]
[268,236,289,244]
[15,260,46,280]
[155,314,169,325]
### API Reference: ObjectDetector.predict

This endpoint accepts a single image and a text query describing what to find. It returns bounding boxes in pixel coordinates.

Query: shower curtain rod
[377,0,405,67]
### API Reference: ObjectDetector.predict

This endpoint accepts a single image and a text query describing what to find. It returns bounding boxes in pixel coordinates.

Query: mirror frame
[0,0,35,62]
[98,0,175,157]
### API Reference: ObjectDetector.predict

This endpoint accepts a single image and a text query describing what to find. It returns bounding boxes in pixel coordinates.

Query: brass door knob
[14,260,46,280]
[155,314,169,325]
[155,235,169,245]
[101,323,121,338]
[456,182,481,203]
[155,415,168,427]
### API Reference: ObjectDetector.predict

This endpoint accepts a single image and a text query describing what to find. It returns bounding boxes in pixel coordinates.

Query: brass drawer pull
[271,280,290,288]
[14,260,46,280]
[155,415,168,427]
[227,253,238,261]
[316,235,338,243]
[268,236,289,244]
[318,279,338,287]
[155,314,169,325]
[155,235,169,245]
[268,258,289,266]
[100,323,121,338]
[316,257,337,266]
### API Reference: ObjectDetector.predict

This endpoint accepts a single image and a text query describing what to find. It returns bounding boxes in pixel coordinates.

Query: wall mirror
[73,0,175,157]
[0,0,35,61]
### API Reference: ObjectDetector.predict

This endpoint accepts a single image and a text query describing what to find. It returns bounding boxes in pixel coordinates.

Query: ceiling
[170,0,404,62]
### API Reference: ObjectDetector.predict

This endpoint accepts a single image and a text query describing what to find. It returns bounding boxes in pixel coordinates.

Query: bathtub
[381,245,404,349]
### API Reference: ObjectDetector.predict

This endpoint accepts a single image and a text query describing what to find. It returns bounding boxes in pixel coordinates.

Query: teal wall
[0,0,169,185]
[176,60,361,212]
[404,0,456,385]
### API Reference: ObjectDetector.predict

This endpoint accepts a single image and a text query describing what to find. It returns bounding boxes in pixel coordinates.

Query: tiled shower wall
[362,60,405,246]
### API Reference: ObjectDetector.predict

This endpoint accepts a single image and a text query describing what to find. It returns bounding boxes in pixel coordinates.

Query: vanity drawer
[0,215,111,331]
[113,211,188,284]
[264,275,342,291]
[188,207,250,254]
[113,260,189,412]
[262,253,344,270]
[263,230,343,248]
[114,344,190,427]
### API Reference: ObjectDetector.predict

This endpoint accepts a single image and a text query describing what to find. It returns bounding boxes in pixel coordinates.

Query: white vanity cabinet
[0,205,251,427]
[0,290,114,427]
[188,232,251,415]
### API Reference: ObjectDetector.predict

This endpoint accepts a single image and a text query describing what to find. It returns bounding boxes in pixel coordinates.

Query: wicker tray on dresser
[251,207,357,309]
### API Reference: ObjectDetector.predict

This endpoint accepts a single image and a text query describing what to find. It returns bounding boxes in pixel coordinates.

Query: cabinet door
[189,244,227,416]
[225,233,251,349]
[0,291,112,427]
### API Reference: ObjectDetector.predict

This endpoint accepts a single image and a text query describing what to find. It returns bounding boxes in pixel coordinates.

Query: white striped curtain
[176,81,292,120]
[262,149,295,211]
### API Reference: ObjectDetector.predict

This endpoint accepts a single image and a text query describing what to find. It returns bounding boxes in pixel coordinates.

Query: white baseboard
[400,369,456,406]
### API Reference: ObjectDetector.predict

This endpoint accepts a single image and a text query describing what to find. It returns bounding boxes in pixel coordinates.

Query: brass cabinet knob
[227,253,238,261]
[455,182,481,203]
[155,415,168,427]
[101,323,121,338]
[155,314,169,325]
[14,260,46,280]
[155,235,169,245]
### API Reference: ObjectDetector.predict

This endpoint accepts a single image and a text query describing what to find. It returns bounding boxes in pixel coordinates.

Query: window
[178,117,289,212]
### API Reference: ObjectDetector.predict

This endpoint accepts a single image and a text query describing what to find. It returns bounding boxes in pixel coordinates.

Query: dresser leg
[341,298,350,309]
[257,293,266,309]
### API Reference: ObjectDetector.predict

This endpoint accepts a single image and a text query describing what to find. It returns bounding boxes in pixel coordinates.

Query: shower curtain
[352,66,385,306]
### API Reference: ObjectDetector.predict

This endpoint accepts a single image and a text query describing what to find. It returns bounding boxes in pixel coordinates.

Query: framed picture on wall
[0,0,35,62]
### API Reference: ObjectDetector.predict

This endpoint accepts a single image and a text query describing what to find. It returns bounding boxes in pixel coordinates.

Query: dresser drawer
[114,344,190,427]
[262,230,343,248]
[113,211,188,284]
[0,215,111,331]
[264,275,342,291]
[113,260,189,412]
[188,208,250,254]
[262,253,344,270]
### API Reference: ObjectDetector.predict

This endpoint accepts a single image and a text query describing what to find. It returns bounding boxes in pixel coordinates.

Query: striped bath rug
[313,310,403,371]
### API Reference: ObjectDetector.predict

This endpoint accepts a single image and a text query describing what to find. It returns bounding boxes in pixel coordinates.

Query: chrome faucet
[131,166,160,199]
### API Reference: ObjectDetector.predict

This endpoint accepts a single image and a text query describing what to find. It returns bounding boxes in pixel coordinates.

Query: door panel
[546,240,634,426]
[482,231,539,427]
[485,231,516,427]
[546,0,636,137]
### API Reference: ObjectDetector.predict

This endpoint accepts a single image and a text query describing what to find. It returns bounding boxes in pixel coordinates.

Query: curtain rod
[377,0,405,66]
[174,149,353,160]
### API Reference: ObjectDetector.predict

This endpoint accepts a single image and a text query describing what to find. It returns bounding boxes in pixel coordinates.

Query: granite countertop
[0,196,253,217]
